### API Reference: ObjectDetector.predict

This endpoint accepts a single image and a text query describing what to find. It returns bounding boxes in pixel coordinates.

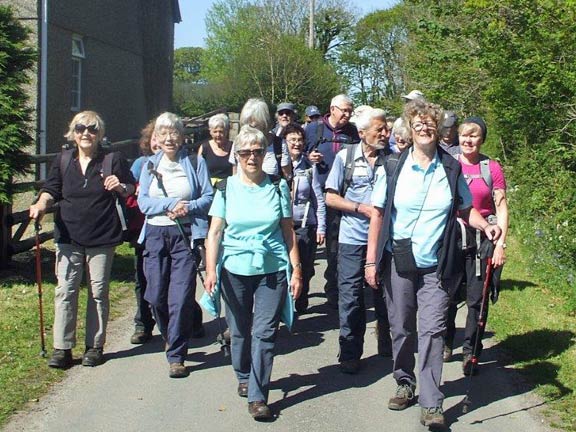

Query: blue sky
[175,0,399,48]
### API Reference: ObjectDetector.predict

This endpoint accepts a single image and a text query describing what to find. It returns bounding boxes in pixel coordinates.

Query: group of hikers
[28,90,508,428]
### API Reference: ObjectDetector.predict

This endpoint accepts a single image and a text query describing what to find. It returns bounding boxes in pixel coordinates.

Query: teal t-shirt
[209,175,292,276]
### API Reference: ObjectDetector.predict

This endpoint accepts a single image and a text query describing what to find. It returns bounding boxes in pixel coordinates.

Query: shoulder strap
[479,156,492,190]
[314,122,325,150]
[215,177,228,198]
[268,174,282,197]
[272,135,284,178]
[102,152,114,177]
[342,143,357,196]
[59,148,75,179]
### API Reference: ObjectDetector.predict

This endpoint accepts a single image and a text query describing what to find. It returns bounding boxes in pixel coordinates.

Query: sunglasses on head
[237,148,265,158]
[74,124,99,134]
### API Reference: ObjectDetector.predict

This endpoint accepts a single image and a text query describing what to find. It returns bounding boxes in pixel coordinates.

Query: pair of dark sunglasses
[237,148,265,158]
[74,124,99,134]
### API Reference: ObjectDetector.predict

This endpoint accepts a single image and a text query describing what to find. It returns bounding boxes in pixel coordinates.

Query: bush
[0,6,35,204]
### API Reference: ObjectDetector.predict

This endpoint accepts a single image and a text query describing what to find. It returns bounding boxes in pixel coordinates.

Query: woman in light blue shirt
[204,125,302,421]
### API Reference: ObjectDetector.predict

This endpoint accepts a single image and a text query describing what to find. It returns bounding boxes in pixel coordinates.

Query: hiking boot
[237,382,248,398]
[130,330,152,345]
[462,353,477,376]
[82,347,104,367]
[388,382,416,410]
[169,362,189,378]
[339,359,361,374]
[420,406,446,429]
[442,345,453,362]
[48,349,73,369]
[248,401,273,421]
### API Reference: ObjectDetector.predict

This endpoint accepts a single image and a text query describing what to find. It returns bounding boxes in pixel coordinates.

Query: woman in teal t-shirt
[204,125,302,421]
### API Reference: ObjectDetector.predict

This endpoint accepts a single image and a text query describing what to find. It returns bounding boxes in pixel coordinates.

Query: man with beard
[324,107,392,374]
[305,94,360,308]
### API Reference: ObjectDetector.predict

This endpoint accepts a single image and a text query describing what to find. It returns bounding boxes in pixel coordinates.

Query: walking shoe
[82,347,104,367]
[130,330,152,345]
[339,359,361,374]
[388,382,416,410]
[248,401,273,421]
[420,406,446,429]
[462,353,477,376]
[237,382,248,398]
[442,345,453,362]
[169,362,189,378]
[48,349,73,369]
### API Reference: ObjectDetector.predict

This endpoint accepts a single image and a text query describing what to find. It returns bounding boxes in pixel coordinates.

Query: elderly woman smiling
[29,110,135,369]
[137,112,213,378]
[204,124,302,421]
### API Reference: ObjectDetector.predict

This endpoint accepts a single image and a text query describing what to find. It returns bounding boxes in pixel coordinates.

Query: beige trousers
[53,243,115,350]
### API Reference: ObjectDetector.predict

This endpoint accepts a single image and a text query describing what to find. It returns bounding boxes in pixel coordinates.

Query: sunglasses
[278,110,293,116]
[237,148,265,158]
[74,124,99,134]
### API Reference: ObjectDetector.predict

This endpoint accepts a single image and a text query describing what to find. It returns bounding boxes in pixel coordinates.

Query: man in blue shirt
[324,107,392,374]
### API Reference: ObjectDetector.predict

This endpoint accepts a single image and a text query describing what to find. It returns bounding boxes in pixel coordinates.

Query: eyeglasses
[410,122,437,132]
[278,110,293,116]
[334,106,353,115]
[286,137,304,144]
[74,124,98,134]
[237,148,265,158]
[156,130,181,140]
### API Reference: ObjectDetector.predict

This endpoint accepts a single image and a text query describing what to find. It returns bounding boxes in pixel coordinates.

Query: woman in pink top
[444,117,509,375]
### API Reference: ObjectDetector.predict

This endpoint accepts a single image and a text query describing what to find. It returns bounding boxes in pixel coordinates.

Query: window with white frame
[71,35,85,111]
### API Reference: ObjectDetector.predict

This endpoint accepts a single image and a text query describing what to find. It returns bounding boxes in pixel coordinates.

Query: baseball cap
[305,105,321,117]
[401,90,425,101]
[442,111,458,128]
[276,102,296,113]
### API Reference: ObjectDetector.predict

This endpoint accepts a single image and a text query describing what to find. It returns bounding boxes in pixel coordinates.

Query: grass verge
[489,234,576,431]
[0,242,135,427]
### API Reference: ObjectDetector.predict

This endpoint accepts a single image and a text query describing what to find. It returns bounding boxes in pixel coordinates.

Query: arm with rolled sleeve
[365,173,388,288]
[312,165,326,235]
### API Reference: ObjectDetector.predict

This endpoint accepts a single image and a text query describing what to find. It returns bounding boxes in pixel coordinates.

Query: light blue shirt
[209,175,292,276]
[325,144,386,245]
[371,148,472,267]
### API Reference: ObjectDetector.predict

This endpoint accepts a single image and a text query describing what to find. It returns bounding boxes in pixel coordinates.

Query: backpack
[341,143,388,196]
[272,133,284,178]
[459,154,492,190]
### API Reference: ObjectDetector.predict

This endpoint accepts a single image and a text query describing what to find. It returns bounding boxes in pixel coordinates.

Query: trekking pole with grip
[462,256,493,413]
[34,220,47,358]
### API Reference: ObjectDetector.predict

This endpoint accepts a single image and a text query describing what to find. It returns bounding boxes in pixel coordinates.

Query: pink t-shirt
[460,159,506,217]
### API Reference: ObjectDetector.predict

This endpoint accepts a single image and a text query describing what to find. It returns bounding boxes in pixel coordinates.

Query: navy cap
[276,102,296,113]
[305,105,321,117]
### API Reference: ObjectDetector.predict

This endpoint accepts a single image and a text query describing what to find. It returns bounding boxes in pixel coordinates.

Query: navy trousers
[337,243,389,362]
[133,245,155,333]
[294,225,317,312]
[220,269,287,403]
[143,224,197,363]
[323,207,340,303]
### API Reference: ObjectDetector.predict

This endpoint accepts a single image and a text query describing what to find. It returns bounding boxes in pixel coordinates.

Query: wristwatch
[119,183,128,193]
[497,242,507,249]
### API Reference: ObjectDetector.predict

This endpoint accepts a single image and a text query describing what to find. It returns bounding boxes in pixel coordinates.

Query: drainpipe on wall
[39,0,48,178]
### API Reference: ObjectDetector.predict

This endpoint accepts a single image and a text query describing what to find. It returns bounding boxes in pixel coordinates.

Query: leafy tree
[0,6,34,204]
[173,47,204,83]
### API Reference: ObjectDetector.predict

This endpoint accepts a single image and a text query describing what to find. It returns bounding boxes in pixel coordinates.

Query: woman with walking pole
[29,110,135,369]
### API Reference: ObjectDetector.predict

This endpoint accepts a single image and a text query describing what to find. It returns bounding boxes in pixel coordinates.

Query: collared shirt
[325,144,385,245]
[371,147,472,267]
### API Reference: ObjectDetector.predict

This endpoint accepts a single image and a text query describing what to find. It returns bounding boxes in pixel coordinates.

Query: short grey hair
[330,94,353,108]
[234,125,268,153]
[208,113,230,131]
[239,98,271,133]
[355,108,387,131]
[154,112,184,134]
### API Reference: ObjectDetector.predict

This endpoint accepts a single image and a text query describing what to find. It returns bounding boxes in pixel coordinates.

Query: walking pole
[462,256,493,413]
[147,161,229,356]
[34,220,47,358]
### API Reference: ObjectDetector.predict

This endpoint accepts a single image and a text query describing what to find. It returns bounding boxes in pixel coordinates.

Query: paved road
[4,257,553,432]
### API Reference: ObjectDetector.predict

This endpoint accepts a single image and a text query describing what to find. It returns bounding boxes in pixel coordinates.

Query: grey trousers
[53,243,115,350]
[382,252,450,408]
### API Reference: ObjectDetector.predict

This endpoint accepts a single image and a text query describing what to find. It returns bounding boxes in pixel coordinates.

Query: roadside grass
[489,235,576,431]
[0,242,135,427]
